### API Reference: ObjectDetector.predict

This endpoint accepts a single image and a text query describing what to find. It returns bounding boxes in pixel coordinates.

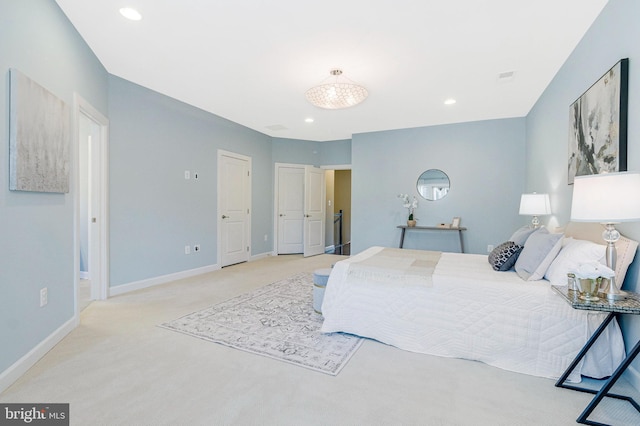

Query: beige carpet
[2,253,639,426]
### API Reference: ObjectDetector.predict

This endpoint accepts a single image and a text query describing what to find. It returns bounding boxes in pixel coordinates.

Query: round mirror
[417,169,450,201]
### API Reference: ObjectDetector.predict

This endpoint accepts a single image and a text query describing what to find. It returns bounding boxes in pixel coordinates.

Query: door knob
[279,214,285,217]
[222,215,228,219]
[305,214,311,218]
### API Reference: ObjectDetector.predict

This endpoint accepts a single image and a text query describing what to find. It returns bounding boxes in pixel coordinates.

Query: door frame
[273,162,304,256]
[73,93,109,311]
[321,164,351,254]
[217,149,252,267]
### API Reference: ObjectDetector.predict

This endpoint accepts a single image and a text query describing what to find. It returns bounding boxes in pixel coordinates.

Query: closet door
[303,166,325,257]
[277,166,304,254]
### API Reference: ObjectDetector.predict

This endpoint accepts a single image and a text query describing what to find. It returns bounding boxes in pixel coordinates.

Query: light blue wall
[272,137,351,167]
[0,0,108,372]
[320,139,351,165]
[351,118,526,255]
[272,138,323,166]
[526,0,640,385]
[108,76,273,287]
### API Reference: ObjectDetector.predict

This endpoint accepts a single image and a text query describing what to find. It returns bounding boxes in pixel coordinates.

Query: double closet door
[276,164,325,257]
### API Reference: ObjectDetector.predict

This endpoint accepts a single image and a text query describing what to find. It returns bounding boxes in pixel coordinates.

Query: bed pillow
[514,228,563,281]
[563,222,639,289]
[509,226,538,246]
[544,238,607,286]
[488,241,523,271]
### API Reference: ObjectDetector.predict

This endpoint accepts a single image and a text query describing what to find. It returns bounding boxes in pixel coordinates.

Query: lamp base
[598,278,627,301]
[599,289,628,301]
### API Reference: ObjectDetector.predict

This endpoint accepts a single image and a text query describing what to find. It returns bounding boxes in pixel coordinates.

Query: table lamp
[571,172,640,300]
[519,193,551,228]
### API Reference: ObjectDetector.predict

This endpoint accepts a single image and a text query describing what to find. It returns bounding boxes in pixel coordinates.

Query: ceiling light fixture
[305,69,368,110]
[119,7,142,21]
[304,118,314,123]
[444,98,456,105]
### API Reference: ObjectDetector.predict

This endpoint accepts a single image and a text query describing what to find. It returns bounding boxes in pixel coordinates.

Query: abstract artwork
[9,69,70,193]
[568,59,628,184]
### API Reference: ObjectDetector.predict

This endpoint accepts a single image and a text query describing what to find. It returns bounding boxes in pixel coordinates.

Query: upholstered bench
[312,268,332,314]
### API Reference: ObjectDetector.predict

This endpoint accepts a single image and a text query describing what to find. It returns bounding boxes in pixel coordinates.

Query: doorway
[75,94,109,312]
[325,169,351,255]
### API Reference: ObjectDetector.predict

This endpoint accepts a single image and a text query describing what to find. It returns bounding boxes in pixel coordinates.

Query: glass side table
[551,285,640,425]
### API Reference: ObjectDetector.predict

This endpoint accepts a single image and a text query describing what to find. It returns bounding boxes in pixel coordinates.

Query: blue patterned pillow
[488,241,523,271]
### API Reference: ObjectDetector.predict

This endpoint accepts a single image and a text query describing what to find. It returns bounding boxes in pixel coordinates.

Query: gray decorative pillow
[509,226,539,246]
[514,228,564,280]
[488,241,523,271]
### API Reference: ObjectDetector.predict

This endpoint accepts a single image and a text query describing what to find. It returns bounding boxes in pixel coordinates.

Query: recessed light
[444,98,456,105]
[305,118,314,123]
[119,7,142,21]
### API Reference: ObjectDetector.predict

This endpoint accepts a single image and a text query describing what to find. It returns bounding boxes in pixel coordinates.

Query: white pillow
[514,228,564,281]
[545,238,607,286]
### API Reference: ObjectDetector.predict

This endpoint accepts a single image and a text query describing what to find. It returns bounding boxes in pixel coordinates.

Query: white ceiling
[55,0,609,142]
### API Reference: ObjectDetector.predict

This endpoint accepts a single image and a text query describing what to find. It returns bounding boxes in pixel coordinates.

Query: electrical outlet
[40,287,48,307]
[185,245,191,255]
[194,244,200,252]
[487,245,494,253]
[264,234,268,242]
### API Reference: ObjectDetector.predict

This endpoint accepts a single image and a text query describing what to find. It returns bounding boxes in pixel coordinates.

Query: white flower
[571,262,615,280]
[398,193,418,216]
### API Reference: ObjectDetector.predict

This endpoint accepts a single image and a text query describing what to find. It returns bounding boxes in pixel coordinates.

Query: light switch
[184,170,191,180]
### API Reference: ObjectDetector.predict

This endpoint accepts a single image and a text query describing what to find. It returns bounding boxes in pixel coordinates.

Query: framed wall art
[9,68,70,193]
[568,58,628,184]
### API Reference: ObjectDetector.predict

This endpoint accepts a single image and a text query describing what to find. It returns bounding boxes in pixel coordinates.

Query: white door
[76,95,109,304]
[219,151,251,267]
[303,166,325,257]
[277,166,304,254]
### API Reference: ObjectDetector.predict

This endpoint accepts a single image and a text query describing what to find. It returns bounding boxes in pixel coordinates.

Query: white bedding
[321,246,626,382]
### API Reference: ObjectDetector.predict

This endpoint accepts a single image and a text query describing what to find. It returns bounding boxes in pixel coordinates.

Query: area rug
[159,273,363,375]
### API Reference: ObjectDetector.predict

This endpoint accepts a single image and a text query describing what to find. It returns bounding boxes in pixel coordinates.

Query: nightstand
[551,285,640,425]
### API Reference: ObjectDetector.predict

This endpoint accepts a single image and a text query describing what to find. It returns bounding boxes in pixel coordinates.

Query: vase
[577,278,599,302]
[407,220,416,227]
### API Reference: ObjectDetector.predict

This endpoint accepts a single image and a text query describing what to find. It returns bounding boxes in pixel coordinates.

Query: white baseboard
[250,252,272,262]
[109,264,220,297]
[0,316,78,394]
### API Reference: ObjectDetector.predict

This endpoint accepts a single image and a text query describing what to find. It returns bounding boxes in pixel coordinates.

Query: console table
[397,225,467,253]
[552,285,640,425]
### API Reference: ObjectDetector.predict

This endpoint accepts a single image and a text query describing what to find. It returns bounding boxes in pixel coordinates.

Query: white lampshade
[571,172,640,222]
[519,193,551,215]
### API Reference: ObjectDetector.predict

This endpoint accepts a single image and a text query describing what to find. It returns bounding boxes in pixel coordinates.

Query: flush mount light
[119,7,142,21]
[444,98,456,105]
[305,118,314,123]
[305,69,368,109]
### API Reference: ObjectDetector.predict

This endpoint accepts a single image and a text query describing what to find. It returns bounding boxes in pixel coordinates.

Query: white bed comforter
[321,246,625,382]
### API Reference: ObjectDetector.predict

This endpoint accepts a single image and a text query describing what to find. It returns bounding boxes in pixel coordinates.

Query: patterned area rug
[159,273,363,375]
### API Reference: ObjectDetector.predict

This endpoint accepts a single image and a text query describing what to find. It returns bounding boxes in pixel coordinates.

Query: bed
[321,223,637,382]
